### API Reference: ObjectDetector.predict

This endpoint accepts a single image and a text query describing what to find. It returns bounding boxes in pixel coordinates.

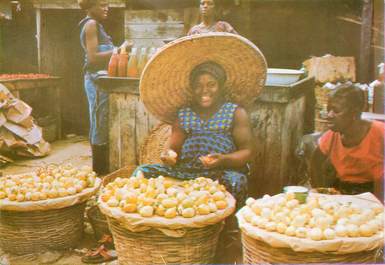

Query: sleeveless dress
[79,17,115,145]
[134,102,248,209]
[187,21,238,35]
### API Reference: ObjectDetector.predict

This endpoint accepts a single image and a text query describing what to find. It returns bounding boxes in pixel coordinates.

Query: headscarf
[189,61,227,90]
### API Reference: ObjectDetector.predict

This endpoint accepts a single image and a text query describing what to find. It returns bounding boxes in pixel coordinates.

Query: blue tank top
[79,17,114,72]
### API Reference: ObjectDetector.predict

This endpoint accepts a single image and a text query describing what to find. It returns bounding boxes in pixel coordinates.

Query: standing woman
[78,0,128,175]
[188,0,238,35]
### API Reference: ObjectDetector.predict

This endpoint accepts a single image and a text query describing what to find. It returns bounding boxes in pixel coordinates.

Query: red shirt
[319,121,384,183]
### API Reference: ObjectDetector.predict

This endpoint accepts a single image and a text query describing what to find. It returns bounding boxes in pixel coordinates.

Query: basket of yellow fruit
[98,168,236,265]
[236,192,384,264]
[0,164,101,254]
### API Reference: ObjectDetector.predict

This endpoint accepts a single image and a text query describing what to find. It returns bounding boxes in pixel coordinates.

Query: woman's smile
[193,73,221,108]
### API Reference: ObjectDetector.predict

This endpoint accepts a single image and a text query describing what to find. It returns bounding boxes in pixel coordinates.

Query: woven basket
[108,217,223,265]
[87,205,112,240]
[242,232,379,264]
[139,123,171,165]
[102,165,225,264]
[94,166,137,239]
[0,202,86,254]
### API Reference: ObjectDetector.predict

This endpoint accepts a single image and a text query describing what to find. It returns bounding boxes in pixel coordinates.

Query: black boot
[91,144,109,176]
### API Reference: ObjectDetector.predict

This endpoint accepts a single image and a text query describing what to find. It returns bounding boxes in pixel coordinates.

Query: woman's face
[326,97,355,132]
[192,73,222,109]
[89,0,109,21]
[200,0,216,18]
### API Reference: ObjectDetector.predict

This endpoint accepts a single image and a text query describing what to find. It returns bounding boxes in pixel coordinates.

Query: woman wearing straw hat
[137,33,267,210]
[188,0,238,35]
[137,33,266,261]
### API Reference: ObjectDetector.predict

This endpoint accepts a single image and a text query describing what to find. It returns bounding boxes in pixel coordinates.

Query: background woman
[78,0,129,175]
[188,0,238,35]
[310,82,384,200]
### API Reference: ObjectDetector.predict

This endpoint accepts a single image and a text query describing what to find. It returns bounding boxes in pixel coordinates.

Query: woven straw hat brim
[140,33,267,124]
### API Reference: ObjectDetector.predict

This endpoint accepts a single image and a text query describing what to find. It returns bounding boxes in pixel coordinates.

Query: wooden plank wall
[372,0,384,77]
[242,0,363,69]
[1,1,38,73]
[109,91,159,171]
[249,96,305,197]
[37,8,125,136]
[38,9,87,135]
[125,9,185,47]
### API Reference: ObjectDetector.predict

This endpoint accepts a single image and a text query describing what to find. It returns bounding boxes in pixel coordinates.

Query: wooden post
[36,9,41,73]
[359,0,373,83]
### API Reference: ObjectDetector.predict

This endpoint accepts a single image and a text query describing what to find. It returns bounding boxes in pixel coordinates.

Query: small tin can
[283,186,309,203]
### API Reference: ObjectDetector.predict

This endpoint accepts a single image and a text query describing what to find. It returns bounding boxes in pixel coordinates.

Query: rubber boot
[91,144,109,176]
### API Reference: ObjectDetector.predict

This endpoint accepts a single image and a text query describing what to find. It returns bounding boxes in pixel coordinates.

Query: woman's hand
[119,40,133,54]
[160,149,178,166]
[200,154,226,169]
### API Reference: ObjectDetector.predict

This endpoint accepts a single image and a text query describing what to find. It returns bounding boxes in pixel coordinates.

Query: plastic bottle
[373,63,385,114]
[117,47,128,77]
[137,47,149,77]
[126,47,139,78]
[107,48,119,77]
[148,47,157,60]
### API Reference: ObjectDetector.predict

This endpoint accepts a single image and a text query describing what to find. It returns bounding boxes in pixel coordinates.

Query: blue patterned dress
[134,102,248,208]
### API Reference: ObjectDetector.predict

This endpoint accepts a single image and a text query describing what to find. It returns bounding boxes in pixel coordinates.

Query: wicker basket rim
[0,177,101,212]
[236,194,384,254]
[98,191,236,230]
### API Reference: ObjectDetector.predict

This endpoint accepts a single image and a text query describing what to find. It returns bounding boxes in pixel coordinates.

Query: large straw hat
[140,33,267,124]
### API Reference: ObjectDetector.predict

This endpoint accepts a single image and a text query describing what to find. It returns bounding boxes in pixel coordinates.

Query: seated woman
[310,82,384,200]
[135,61,254,209]
[188,0,238,35]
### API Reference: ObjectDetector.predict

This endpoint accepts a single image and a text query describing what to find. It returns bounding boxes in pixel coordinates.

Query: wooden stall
[97,77,159,172]
[250,76,315,197]
[0,77,62,141]
[98,75,314,193]
[30,0,125,136]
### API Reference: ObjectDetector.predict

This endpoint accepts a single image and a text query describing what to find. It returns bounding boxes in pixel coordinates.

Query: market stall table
[0,76,62,142]
[97,77,159,172]
[250,76,315,196]
[98,76,315,187]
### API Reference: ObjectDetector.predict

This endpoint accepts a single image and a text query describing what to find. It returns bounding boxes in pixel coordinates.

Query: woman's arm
[160,119,187,165]
[374,176,384,202]
[204,107,254,169]
[84,20,113,68]
[309,147,330,188]
[166,119,187,155]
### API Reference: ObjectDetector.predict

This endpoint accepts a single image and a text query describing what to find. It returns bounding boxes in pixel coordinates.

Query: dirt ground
[0,136,242,265]
[1,135,92,176]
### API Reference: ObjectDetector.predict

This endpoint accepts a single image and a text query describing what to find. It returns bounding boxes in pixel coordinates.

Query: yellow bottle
[126,47,139,78]
[137,47,149,77]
